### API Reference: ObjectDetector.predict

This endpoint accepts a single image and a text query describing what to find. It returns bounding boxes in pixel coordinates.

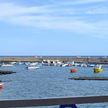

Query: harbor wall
[0,56,108,64]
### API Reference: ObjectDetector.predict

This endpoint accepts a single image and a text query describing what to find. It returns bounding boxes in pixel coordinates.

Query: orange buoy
[0,83,3,89]
[70,69,77,73]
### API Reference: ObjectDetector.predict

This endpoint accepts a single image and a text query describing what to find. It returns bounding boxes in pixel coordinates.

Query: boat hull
[94,68,102,73]
[26,66,40,70]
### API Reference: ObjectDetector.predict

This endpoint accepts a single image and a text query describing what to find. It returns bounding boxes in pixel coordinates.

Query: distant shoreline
[0,56,108,57]
[0,56,108,64]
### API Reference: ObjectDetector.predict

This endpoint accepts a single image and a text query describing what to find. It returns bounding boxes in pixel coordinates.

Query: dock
[69,77,108,80]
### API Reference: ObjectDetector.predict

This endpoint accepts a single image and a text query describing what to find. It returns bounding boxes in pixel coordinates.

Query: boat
[29,62,38,66]
[18,62,23,65]
[25,62,31,65]
[26,66,40,70]
[42,60,50,66]
[0,83,3,89]
[61,64,69,67]
[42,60,57,66]
[80,63,87,67]
[94,65,102,73]
[70,69,77,73]
[87,64,95,67]
[1,63,13,67]
[10,62,16,64]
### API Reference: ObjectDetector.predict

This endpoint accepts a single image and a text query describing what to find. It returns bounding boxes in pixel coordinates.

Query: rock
[0,70,16,75]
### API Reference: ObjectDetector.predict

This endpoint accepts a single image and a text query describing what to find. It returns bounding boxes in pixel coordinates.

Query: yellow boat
[94,65,102,73]
[94,68,102,73]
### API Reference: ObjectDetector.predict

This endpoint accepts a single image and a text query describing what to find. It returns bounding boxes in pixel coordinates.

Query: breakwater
[0,56,108,64]
[0,70,15,74]
[69,77,108,80]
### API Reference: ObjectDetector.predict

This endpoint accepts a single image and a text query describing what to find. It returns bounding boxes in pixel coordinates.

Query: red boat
[70,69,77,73]
[0,83,4,89]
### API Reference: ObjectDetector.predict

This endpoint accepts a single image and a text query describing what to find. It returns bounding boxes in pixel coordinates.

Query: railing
[0,95,108,108]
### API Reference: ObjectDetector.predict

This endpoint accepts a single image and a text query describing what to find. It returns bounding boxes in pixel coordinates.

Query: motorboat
[61,64,69,67]
[80,63,87,67]
[18,62,23,65]
[1,63,13,67]
[10,62,16,64]
[0,83,3,89]
[87,64,95,67]
[29,62,38,66]
[26,66,40,70]
[70,69,77,73]
[94,65,102,73]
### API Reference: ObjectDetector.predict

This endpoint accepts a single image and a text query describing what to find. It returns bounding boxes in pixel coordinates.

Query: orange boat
[70,69,77,73]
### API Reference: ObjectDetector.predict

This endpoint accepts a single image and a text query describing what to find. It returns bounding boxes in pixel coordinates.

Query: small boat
[87,64,95,67]
[0,83,3,89]
[94,65,102,73]
[18,62,23,65]
[26,66,40,70]
[42,60,57,66]
[29,62,38,66]
[10,62,16,64]
[70,69,77,73]
[25,62,31,65]
[80,63,87,67]
[1,63,13,67]
[61,64,69,67]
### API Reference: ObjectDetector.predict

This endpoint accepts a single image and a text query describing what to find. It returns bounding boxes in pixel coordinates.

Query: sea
[0,63,108,108]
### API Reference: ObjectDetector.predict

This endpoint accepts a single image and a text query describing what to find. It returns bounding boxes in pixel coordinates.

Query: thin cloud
[86,6,108,14]
[0,3,50,17]
[10,15,108,40]
[59,0,107,5]
[0,2,108,39]
[8,15,95,35]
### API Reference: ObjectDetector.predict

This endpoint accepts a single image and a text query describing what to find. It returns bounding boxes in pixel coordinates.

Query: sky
[0,0,108,56]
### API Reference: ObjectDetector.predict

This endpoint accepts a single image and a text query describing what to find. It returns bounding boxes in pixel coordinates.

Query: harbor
[0,56,108,107]
[0,0,108,107]
[0,56,108,64]
[0,56,108,69]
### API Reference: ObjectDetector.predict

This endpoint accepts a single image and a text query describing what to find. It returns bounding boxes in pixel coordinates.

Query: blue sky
[0,0,108,56]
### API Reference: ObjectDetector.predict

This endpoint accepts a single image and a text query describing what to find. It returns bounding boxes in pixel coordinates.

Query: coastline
[0,56,108,64]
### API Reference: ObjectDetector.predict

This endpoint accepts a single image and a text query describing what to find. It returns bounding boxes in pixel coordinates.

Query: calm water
[0,64,108,108]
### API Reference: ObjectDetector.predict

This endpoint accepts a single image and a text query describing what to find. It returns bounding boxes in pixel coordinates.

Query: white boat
[42,60,61,66]
[42,60,51,66]
[87,64,95,67]
[26,66,40,70]
[95,64,102,69]
[25,62,31,65]
[80,63,87,67]
[56,61,62,66]
[61,64,69,67]
[73,63,80,66]
[10,62,16,64]
[1,63,13,67]
[29,62,38,66]
[18,62,23,65]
